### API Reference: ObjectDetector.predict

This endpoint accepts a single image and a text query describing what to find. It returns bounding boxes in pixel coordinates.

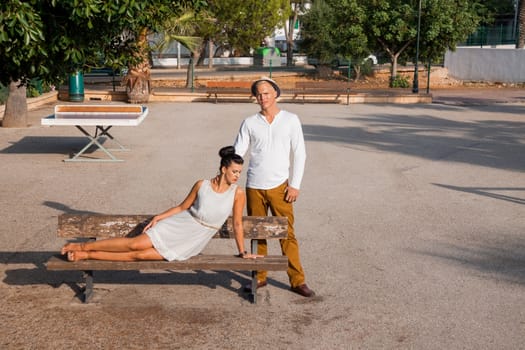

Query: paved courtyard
[0,99,524,349]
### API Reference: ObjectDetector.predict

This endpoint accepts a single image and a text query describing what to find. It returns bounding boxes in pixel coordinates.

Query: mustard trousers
[246,182,306,288]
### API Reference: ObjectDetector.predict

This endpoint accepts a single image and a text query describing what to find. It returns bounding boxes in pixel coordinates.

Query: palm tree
[123,8,207,101]
[154,10,210,89]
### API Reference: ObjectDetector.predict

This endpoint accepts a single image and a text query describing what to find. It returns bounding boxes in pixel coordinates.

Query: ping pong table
[41,104,149,162]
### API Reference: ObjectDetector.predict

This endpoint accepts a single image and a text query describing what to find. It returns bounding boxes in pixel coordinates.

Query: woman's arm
[232,187,262,259]
[232,187,246,255]
[143,180,202,232]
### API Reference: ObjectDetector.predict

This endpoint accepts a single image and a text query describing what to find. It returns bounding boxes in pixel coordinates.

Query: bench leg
[249,239,258,304]
[83,270,94,303]
[250,270,258,304]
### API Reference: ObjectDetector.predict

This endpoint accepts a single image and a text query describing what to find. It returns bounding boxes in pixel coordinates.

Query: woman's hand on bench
[236,251,264,259]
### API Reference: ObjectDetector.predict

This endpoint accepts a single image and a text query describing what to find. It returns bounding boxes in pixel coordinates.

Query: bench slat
[293,81,351,104]
[46,254,288,271]
[206,81,252,88]
[205,81,254,103]
[57,214,288,239]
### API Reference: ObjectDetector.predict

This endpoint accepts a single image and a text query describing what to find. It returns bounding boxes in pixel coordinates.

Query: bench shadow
[1,251,288,303]
[43,201,102,214]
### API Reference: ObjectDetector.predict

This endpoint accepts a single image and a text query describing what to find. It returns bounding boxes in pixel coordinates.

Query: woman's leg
[67,247,164,262]
[62,232,153,254]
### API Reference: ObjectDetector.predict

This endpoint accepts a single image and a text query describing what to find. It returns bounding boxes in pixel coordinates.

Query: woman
[61,146,260,261]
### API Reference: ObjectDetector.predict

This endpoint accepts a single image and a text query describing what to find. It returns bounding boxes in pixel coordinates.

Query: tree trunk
[125,28,151,104]
[390,54,399,87]
[286,45,294,67]
[208,40,213,69]
[353,65,361,81]
[185,51,201,89]
[285,6,299,67]
[518,0,525,48]
[197,43,207,66]
[2,81,28,128]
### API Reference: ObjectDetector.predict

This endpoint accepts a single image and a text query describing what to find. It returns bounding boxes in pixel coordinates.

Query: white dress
[146,180,237,261]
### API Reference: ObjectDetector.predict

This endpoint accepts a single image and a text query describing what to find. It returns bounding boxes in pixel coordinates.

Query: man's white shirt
[234,110,306,190]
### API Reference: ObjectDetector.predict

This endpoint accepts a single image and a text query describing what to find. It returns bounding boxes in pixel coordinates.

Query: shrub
[390,75,410,88]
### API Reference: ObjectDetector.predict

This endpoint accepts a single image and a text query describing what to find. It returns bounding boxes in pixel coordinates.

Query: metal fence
[462,24,517,47]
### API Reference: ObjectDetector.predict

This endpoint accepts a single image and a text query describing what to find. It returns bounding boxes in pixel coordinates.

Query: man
[234,77,315,297]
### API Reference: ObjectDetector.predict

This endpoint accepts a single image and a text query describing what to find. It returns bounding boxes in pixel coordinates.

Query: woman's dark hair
[219,145,243,169]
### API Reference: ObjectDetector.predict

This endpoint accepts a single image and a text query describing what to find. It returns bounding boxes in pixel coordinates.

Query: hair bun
[219,145,236,158]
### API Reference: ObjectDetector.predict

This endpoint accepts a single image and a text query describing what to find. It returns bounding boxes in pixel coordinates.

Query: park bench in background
[206,81,254,103]
[293,81,351,105]
[47,214,288,303]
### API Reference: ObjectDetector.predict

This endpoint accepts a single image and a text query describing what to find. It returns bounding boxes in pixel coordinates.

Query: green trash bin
[69,70,84,102]
[253,47,281,67]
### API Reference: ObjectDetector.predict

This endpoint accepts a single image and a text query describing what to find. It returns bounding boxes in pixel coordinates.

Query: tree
[300,0,367,77]
[1,1,46,127]
[361,0,421,85]
[361,0,483,85]
[0,1,208,126]
[155,4,210,88]
[284,1,306,67]
[208,1,288,56]
[401,0,482,65]
[518,0,525,48]
[0,0,150,127]
[300,0,484,85]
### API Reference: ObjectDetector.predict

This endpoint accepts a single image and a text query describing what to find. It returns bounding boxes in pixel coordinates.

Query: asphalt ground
[0,97,524,349]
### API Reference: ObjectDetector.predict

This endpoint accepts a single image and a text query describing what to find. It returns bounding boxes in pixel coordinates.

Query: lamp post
[412,0,422,93]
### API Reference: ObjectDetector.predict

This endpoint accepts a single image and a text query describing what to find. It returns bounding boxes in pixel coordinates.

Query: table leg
[64,125,124,162]
[95,126,128,151]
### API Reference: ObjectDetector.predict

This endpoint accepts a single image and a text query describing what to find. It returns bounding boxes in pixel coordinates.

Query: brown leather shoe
[291,284,315,297]
[243,280,268,293]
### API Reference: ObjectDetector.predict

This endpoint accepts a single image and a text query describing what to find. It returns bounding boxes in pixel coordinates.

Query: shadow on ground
[407,234,525,285]
[1,250,289,303]
[303,111,525,172]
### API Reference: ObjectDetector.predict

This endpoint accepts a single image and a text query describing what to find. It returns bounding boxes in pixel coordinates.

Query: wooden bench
[206,81,254,103]
[294,81,351,105]
[46,214,288,303]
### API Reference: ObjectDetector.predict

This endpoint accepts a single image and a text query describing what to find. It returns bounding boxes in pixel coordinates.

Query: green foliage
[209,0,290,55]
[0,0,188,87]
[412,0,483,62]
[0,1,47,86]
[390,74,410,88]
[301,0,485,82]
[300,0,367,65]
[26,85,40,98]
[154,5,207,55]
[481,0,516,19]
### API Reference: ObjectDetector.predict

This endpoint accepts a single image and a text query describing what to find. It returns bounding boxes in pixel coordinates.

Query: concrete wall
[445,48,525,83]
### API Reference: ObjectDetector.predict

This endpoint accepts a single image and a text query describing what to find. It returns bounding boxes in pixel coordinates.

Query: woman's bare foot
[67,251,89,262]
[61,242,84,255]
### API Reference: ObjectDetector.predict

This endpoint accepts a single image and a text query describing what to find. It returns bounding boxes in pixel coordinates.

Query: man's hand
[285,186,300,203]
